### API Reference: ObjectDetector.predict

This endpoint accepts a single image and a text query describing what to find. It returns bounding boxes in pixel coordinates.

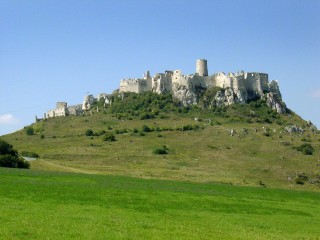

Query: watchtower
[196,59,208,77]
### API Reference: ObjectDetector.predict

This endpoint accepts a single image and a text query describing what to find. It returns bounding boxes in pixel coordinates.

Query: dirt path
[30,159,101,175]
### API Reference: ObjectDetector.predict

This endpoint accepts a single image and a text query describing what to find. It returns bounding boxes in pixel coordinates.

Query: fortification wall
[56,102,67,109]
[119,79,140,93]
[139,79,152,92]
[172,70,188,86]
[153,73,173,93]
[46,107,67,118]
[67,105,83,116]
[243,72,268,92]
[214,72,233,89]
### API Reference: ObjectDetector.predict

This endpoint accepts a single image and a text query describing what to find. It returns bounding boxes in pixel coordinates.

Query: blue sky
[1,0,319,136]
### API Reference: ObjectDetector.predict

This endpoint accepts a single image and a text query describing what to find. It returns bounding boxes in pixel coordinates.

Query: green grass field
[1,167,319,240]
[1,97,320,239]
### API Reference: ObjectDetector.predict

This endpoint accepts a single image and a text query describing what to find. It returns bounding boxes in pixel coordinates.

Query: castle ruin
[45,102,83,118]
[119,59,285,112]
[43,59,286,119]
[120,59,270,96]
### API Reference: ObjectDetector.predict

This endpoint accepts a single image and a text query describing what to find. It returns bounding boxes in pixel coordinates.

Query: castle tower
[196,59,208,77]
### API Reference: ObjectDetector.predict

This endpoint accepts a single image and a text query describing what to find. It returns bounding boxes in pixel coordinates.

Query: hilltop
[2,91,319,191]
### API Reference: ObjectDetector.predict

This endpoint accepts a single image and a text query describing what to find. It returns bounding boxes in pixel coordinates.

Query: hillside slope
[2,93,320,191]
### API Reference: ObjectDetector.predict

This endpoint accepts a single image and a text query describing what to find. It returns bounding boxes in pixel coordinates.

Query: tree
[25,126,34,135]
[0,139,17,155]
[0,139,30,169]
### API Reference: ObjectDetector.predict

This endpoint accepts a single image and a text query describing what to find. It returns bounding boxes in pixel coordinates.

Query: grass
[0,167,320,239]
[2,107,320,191]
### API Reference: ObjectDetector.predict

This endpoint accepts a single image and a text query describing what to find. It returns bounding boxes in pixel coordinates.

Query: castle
[120,59,273,96]
[43,59,286,120]
[119,59,284,112]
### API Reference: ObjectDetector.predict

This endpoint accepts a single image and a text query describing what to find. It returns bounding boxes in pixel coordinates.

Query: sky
[0,0,319,136]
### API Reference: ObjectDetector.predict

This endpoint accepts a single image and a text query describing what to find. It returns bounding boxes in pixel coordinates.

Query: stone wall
[46,102,83,118]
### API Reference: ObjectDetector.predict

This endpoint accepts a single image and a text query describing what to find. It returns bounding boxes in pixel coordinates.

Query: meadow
[1,167,319,240]
[2,103,320,191]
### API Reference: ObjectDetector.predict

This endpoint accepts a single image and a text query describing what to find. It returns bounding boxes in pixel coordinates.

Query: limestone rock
[285,125,304,134]
[82,95,95,111]
[266,92,286,114]
[172,84,197,106]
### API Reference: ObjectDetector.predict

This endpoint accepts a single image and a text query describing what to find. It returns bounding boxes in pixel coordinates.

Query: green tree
[0,139,30,169]
[25,126,35,135]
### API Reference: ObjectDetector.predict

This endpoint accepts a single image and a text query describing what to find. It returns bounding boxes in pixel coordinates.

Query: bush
[153,148,168,155]
[295,174,308,185]
[176,124,200,131]
[25,126,34,135]
[94,130,106,136]
[0,155,30,168]
[85,129,94,136]
[142,125,152,132]
[0,139,17,156]
[115,129,127,134]
[0,139,30,169]
[103,132,116,142]
[133,128,139,133]
[296,143,314,155]
[152,145,168,155]
[139,131,145,136]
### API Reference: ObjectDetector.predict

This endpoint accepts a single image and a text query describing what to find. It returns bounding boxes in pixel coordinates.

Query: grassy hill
[1,167,319,240]
[2,92,320,191]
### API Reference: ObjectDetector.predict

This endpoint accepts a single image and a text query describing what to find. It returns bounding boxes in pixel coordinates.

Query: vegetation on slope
[2,91,319,190]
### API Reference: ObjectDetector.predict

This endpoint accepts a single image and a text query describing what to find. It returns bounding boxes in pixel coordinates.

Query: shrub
[115,129,127,134]
[296,143,314,155]
[133,128,139,133]
[176,124,200,131]
[142,125,152,132]
[295,174,308,185]
[139,131,145,136]
[94,130,106,136]
[0,139,30,169]
[0,139,17,155]
[103,132,116,142]
[85,129,94,136]
[140,112,154,120]
[153,148,168,155]
[153,145,168,155]
[25,126,34,136]
[0,155,30,168]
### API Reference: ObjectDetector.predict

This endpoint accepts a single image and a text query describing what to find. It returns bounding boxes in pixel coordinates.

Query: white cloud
[0,114,20,125]
[311,89,320,99]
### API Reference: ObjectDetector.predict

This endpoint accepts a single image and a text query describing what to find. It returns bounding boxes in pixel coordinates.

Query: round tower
[196,59,208,77]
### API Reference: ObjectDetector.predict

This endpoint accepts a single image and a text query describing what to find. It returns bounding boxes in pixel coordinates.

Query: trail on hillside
[31,160,99,175]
